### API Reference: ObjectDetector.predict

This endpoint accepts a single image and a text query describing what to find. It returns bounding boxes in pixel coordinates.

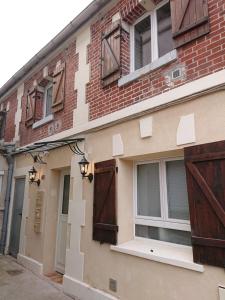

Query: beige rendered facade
[8,88,225,300]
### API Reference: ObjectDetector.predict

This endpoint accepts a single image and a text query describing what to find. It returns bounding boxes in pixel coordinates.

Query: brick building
[0,0,225,299]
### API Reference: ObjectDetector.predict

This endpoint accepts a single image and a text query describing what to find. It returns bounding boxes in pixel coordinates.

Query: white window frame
[130,0,171,72]
[32,83,54,129]
[134,157,191,238]
[43,83,53,117]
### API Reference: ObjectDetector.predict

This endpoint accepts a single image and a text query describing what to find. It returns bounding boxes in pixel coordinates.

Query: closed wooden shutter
[35,90,44,121]
[52,63,66,113]
[185,141,225,267]
[171,0,209,48]
[0,111,6,139]
[101,23,121,87]
[93,159,118,245]
[25,88,38,127]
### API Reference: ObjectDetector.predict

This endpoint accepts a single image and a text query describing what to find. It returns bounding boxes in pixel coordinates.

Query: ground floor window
[135,158,191,246]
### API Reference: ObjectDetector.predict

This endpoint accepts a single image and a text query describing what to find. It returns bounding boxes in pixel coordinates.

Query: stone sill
[32,114,53,129]
[111,238,204,272]
[118,50,177,87]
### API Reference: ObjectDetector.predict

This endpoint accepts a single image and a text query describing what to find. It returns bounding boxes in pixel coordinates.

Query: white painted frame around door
[55,169,70,274]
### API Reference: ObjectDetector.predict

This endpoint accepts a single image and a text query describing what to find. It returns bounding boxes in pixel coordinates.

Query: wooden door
[9,178,25,258]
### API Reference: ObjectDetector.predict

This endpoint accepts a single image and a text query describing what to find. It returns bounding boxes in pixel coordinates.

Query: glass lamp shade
[78,156,90,177]
[29,166,37,183]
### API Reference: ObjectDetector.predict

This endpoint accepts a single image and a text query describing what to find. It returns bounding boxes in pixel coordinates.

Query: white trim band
[63,275,119,300]
[17,254,43,276]
[19,69,225,146]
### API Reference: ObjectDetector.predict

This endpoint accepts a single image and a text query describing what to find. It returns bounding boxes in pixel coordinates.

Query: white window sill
[118,49,177,87]
[32,114,53,129]
[111,238,204,273]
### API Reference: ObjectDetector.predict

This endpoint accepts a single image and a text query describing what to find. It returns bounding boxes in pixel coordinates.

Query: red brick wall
[1,0,225,147]
[19,41,77,146]
[87,0,225,120]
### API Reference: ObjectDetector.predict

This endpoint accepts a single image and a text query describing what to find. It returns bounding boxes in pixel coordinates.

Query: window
[62,175,70,215]
[44,83,53,117]
[132,1,173,71]
[135,158,191,246]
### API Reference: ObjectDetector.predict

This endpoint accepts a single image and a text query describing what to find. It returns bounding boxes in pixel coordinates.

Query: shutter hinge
[116,167,118,173]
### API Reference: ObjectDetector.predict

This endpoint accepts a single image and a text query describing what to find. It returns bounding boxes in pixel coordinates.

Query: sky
[0,0,93,89]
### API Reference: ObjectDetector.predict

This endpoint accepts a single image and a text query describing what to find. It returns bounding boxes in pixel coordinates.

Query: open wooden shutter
[101,23,121,87]
[52,63,65,113]
[171,0,209,48]
[25,88,38,127]
[185,141,225,267]
[93,159,118,245]
[25,88,44,127]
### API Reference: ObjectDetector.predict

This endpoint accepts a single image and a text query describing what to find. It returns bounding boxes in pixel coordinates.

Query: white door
[55,170,70,274]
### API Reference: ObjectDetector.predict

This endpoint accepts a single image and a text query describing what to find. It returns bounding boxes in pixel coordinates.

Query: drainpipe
[0,147,15,254]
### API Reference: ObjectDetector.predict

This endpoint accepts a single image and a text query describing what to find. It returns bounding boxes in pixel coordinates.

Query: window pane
[157,2,173,57]
[62,175,70,214]
[134,16,151,70]
[45,86,53,116]
[166,160,189,220]
[136,225,191,246]
[137,163,161,217]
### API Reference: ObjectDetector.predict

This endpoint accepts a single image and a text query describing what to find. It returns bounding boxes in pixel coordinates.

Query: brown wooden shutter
[34,90,44,121]
[0,111,6,139]
[52,62,66,113]
[25,88,38,127]
[101,23,121,87]
[171,0,209,48]
[184,140,225,267]
[93,159,118,245]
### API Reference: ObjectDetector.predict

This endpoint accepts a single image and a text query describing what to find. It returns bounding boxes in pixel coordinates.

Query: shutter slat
[185,140,225,267]
[173,16,208,38]
[189,151,225,162]
[93,159,118,245]
[94,223,118,231]
[171,0,209,48]
[192,237,225,248]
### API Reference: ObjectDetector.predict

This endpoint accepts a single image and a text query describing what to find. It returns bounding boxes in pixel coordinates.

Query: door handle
[18,213,22,216]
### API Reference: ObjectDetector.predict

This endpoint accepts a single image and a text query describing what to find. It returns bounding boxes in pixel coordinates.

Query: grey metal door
[9,178,25,257]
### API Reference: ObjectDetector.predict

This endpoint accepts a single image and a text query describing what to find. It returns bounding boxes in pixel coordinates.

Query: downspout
[0,148,14,254]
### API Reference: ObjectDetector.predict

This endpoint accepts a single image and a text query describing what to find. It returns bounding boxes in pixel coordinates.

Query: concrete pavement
[0,255,74,300]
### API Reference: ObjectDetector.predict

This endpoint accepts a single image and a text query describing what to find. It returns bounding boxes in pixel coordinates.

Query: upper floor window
[131,1,173,71]
[135,158,191,246]
[44,83,53,117]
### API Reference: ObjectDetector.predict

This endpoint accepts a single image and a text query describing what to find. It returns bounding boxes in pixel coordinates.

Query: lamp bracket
[68,141,85,156]
[29,152,47,165]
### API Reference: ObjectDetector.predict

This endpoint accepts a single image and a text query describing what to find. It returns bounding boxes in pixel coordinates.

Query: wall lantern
[78,156,93,183]
[28,166,41,186]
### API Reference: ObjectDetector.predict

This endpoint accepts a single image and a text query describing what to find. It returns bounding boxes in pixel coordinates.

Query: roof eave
[0,0,110,99]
